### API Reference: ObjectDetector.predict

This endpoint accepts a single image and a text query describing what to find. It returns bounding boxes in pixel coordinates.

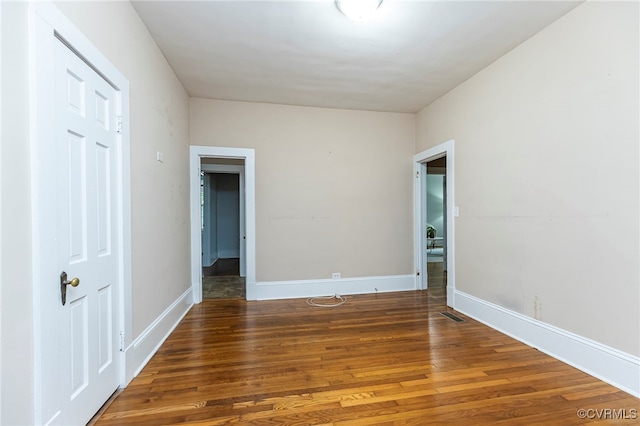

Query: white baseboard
[204,256,218,268]
[255,274,415,301]
[218,250,239,259]
[123,287,193,384]
[454,290,640,397]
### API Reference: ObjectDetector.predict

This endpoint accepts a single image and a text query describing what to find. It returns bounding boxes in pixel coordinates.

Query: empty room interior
[1,0,639,424]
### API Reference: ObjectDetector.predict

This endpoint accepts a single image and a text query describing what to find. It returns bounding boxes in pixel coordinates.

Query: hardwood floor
[95,285,638,424]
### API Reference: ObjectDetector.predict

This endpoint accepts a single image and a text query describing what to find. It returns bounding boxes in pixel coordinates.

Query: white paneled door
[44,38,121,425]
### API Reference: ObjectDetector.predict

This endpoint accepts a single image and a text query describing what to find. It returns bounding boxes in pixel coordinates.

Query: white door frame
[201,173,213,267]
[190,146,256,302]
[0,1,3,422]
[201,164,246,278]
[414,140,455,307]
[29,2,132,423]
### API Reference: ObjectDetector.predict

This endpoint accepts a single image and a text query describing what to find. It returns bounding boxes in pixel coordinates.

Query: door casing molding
[414,140,455,306]
[29,2,132,422]
[190,146,256,302]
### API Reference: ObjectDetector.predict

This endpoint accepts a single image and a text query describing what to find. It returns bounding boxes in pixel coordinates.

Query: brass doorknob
[66,277,80,287]
[61,272,80,287]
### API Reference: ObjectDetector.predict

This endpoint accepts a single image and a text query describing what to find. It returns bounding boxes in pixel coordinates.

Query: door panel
[67,131,87,263]
[96,141,111,255]
[65,69,85,115]
[97,285,113,372]
[69,297,89,398]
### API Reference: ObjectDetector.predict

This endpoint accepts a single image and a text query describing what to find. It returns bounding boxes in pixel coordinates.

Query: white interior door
[42,37,121,425]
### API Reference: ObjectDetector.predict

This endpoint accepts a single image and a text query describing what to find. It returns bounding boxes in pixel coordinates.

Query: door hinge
[116,116,123,135]
[416,171,420,178]
[120,331,125,352]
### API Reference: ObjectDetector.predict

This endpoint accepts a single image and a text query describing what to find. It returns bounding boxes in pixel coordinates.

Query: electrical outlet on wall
[332,273,340,279]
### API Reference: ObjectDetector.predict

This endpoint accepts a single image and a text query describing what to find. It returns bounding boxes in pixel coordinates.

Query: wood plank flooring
[96,277,638,424]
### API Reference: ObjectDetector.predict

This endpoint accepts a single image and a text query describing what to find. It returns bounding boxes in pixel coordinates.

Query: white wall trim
[414,140,455,306]
[201,164,243,174]
[204,257,219,268]
[255,275,416,301]
[0,1,3,423]
[190,146,256,302]
[454,290,640,398]
[123,288,193,383]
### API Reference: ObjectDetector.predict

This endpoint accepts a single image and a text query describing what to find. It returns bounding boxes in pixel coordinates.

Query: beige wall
[1,2,34,424]
[416,1,639,356]
[191,99,415,281]
[1,1,190,424]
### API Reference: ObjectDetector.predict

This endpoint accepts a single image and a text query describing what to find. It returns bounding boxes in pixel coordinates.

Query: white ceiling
[131,0,582,113]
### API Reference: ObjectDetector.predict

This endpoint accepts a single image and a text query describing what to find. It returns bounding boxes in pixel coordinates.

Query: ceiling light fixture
[336,0,383,22]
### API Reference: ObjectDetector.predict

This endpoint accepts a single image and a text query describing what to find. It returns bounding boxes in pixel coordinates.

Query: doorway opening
[190,146,256,303]
[200,161,245,299]
[426,157,447,305]
[414,140,455,308]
